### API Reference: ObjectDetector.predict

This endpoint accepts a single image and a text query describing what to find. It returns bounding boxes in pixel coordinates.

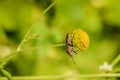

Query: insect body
[65,29,90,64]
[66,33,76,64]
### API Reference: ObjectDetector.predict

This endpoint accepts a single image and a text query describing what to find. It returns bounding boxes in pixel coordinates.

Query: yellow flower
[72,29,89,51]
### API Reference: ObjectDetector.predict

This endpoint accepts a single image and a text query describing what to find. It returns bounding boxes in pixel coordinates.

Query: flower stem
[1,0,57,63]
[51,43,65,47]
[17,0,57,51]
[0,73,120,80]
[0,43,64,63]
[111,54,120,67]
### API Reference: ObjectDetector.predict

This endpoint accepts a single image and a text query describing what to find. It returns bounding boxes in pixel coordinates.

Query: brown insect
[66,33,77,64]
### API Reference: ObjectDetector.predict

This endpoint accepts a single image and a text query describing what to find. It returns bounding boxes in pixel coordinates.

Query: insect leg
[73,50,78,54]
[71,56,76,64]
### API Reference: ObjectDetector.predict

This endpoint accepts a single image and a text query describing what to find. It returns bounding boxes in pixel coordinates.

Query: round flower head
[72,29,89,51]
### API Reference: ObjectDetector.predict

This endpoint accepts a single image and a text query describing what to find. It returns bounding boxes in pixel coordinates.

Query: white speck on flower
[99,61,113,72]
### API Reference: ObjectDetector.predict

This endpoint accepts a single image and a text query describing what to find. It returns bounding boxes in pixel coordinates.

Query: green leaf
[0,68,13,80]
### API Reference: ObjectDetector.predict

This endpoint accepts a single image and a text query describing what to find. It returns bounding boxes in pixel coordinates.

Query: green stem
[0,51,18,63]
[51,43,65,47]
[0,43,64,63]
[0,73,120,80]
[111,54,120,67]
[17,0,57,51]
[42,0,57,15]
[1,0,57,62]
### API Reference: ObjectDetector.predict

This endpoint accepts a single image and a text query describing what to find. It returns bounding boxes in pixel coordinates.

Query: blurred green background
[0,0,120,80]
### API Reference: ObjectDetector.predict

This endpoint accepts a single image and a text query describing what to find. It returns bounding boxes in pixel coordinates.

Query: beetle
[66,33,77,64]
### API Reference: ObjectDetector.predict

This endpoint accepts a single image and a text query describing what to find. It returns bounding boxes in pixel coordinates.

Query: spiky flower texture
[72,29,89,51]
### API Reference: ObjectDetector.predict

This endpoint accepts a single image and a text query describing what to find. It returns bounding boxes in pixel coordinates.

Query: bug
[66,33,77,64]
[65,29,89,64]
